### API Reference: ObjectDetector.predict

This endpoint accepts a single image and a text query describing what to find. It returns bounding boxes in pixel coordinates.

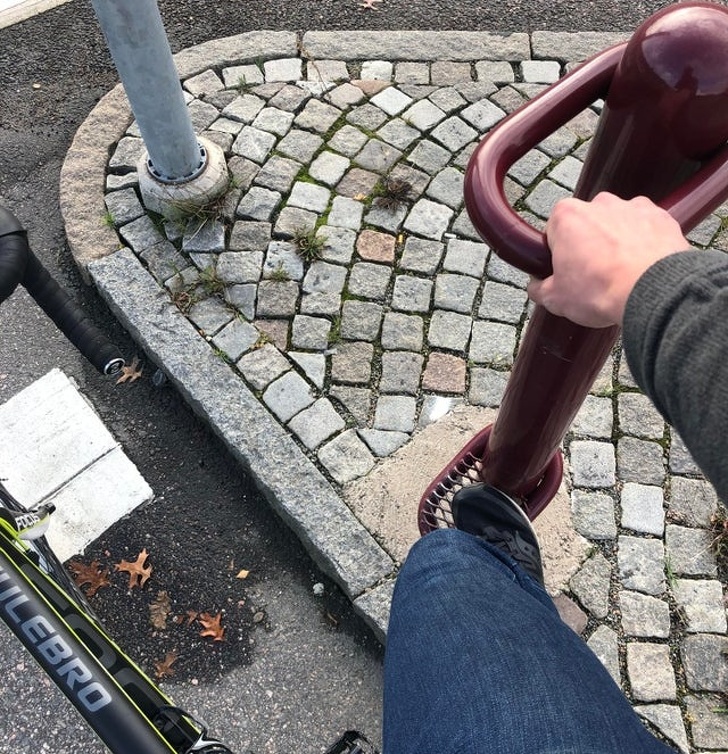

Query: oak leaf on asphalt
[68,559,111,597]
[198,611,225,641]
[115,548,152,589]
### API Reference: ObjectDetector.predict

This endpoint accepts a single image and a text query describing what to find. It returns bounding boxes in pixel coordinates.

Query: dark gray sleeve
[622,249,728,501]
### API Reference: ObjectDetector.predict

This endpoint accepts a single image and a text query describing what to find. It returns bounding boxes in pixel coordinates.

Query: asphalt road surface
[0,0,703,752]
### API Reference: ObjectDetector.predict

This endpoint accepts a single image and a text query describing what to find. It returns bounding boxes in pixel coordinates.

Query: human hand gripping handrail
[0,206,125,375]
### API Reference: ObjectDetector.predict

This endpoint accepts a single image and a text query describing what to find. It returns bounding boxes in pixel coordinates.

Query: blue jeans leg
[383,529,675,754]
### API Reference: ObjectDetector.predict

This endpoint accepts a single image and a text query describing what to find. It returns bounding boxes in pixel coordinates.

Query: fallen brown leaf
[115,548,152,589]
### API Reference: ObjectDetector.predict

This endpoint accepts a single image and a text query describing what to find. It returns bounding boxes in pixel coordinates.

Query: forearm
[623,250,728,499]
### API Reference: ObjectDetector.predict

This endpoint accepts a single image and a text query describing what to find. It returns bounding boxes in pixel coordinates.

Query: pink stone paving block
[254,319,289,350]
[422,352,466,393]
[356,229,396,263]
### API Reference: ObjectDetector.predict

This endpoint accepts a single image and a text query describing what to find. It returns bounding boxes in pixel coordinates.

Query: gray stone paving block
[118,215,164,253]
[228,156,259,192]
[487,254,530,288]
[288,399,346,450]
[348,262,391,300]
[217,251,263,283]
[490,85,527,113]
[182,219,225,253]
[230,221,272,253]
[434,273,479,313]
[456,81,497,102]
[187,99,220,131]
[391,275,433,312]
[268,83,310,111]
[460,99,506,132]
[425,167,464,209]
[222,64,264,89]
[360,60,393,80]
[381,312,424,351]
[347,103,389,131]
[431,61,472,85]
[263,240,304,281]
[262,370,315,422]
[188,297,234,336]
[277,129,324,162]
[274,206,318,238]
[225,284,257,320]
[184,68,224,96]
[621,481,666,535]
[681,634,728,692]
[618,535,665,596]
[319,226,357,264]
[318,429,376,484]
[618,437,665,486]
[328,196,364,230]
[404,198,454,240]
[222,94,266,123]
[104,187,145,226]
[507,148,550,187]
[444,239,489,277]
[429,87,467,113]
[232,125,278,163]
[340,301,383,341]
[295,99,342,133]
[407,139,452,174]
[237,186,282,221]
[310,151,351,186]
[331,341,374,385]
[328,124,368,158]
[521,60,561,83]
[371,87,413,116]
[400,238,443,274]
[377,119,420,150]
[327,82,366,109]
[531,31,629,62]
[571,394,613,439]
[374,395,417,433]
[627,643,676,702]
[355,139,403,173]
[548,154,583,191]
[139,241,188,284]
[307,59,349,82]
[364,202,408,234]
[525,179,571,218]
[687,212,722,246]
[469,367,508,407]
[685,695,728,750]
[587,625,620,685]
[90,249,391,599]
[255,280,299,317]
[665,524,717,577]
[211,318,260,361]
[669,431,702,476]
[264,57,302,82]
[469,321,516,366]
[570,440,616,488]
[237,343,290,390]
[674,579,727,633]
[289,352,326,389]
[403,99,447,131]
[475,60,515,83]
[330,385,372,424]
[380,352,423,395]
[618,392,664,440]
[254,155,301,193]
[669,476,718,528]
[109,136,145,171]
[570,490,617,540]
[620,591,671,639]
[289,181,331,213]
[427,310,472,351]
[395,62,429,85]
[431,116,477,152]
[538,127,579,158]
[106,173,139,191]
[303,261,347,296]
[358,430,409,458]
[291,315,331,350]
[569,551,610,619]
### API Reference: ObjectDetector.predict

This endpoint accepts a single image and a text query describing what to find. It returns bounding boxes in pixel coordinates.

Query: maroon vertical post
[464,2,728,517]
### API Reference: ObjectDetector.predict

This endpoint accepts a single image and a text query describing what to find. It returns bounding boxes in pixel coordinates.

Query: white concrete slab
[0,0,73,29]
[0,369,153,557]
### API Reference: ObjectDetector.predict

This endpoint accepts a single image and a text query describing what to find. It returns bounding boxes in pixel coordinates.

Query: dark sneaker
[451,484,545,586]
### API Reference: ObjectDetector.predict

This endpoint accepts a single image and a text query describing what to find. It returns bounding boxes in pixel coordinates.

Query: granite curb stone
[60,29,728,749]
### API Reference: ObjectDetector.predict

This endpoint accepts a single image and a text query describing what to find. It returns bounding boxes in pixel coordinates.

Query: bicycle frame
[0,513,223,754]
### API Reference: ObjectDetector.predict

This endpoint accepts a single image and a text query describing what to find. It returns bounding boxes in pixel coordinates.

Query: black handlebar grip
[0,207,125,376]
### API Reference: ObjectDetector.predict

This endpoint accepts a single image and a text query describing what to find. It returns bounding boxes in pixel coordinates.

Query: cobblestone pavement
[61,30,728,753]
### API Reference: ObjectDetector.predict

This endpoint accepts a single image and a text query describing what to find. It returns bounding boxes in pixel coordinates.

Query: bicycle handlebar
[0,206,125,376]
